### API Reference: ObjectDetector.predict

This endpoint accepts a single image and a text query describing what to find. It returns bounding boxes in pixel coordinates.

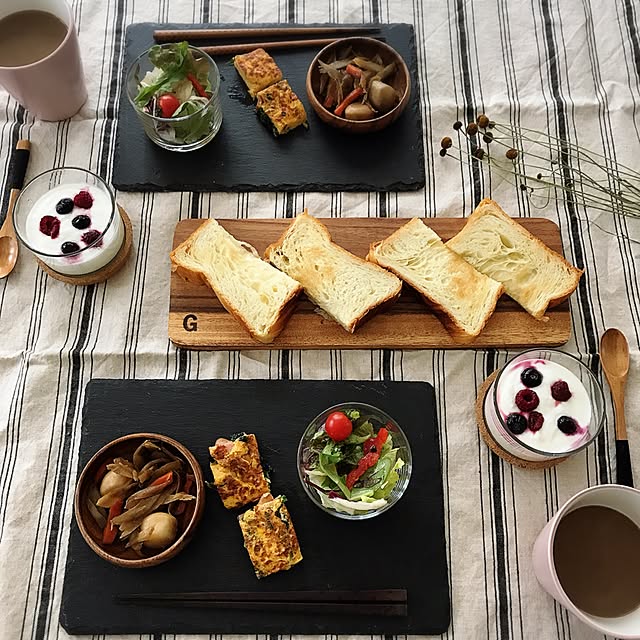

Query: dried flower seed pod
[506,148,519,160]
[474,148,485,160]
[482,132,494,143]
[439,148,448,157]
[536,173,543,180]
[477,114,490,128]
[466,123,479,136]
[453,120,463,130]
[441,136,453,149]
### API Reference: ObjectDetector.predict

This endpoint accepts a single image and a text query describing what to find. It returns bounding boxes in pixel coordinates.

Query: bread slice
[446,199,583,320]
[265,210,402,333]
[368,218,504,342]
[170,219,302,343]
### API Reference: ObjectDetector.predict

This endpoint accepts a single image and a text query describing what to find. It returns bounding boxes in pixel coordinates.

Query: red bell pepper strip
[150,471,173,487]
[187,73,208,98]
[346,451,380,490]
[363,427,389,455]
[345,64,363,78]
[334,87,364,117]
[102,498,123,544]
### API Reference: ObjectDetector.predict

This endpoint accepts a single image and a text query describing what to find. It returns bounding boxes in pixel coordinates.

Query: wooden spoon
[0,140,31,279]
[600,327,633,487]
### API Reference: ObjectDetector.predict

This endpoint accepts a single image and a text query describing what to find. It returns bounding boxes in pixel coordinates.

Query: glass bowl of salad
[126,42,223,151]
[297,403,412,520]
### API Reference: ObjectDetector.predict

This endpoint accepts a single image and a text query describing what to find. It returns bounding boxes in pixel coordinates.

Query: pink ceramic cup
[0,0,87,121]
[533,484,640,638]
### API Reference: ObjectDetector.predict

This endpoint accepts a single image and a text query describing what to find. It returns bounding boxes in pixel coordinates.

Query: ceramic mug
[0,0,87,121]
[533,484,640,639]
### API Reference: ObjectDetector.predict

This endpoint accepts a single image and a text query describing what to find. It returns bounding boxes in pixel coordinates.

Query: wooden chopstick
[154,26,381,42]
[198,37,385,56]
[117,589,407,603]
[116,590,408,617]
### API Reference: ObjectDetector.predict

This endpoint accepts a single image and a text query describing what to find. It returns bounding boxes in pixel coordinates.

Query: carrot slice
[334,87,364,117]
[102,498,123,544]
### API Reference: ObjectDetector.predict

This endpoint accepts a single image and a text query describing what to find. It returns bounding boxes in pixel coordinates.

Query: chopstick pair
[153,26,383,56]
[116,588,408,617]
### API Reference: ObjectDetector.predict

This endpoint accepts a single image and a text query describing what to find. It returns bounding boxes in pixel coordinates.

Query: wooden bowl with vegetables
[74,432,205,568]
[306,37,411,134]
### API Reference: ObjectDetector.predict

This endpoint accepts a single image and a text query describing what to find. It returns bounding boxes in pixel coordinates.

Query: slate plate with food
[60,379,449,635]
[112,22,425,192]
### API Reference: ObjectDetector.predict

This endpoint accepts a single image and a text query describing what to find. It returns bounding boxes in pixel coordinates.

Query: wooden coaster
[475,370,567,469]
[37,206,133,286]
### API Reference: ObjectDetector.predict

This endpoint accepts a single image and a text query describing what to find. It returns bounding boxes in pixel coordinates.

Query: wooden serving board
[169,218,572,350]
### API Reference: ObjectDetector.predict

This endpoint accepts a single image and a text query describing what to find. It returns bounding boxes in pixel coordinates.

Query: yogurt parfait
[13,167,125,276]
[483,349,605,462]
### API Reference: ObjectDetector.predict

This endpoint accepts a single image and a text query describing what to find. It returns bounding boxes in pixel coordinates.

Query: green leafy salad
[300,408,405,515]
[134,42,214,144]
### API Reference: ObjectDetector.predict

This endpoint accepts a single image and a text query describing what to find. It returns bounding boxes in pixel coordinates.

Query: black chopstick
[115,589,408,617]
[118,589,406,603]
[153,26,381,43]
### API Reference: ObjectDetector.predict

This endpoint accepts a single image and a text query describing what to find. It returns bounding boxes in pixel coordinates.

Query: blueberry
[557,416,578,435]
[72,214,91,230]
[506,413,527,435]
[61,241,80,254]
[55,198,74,215]
[521,367,543,387]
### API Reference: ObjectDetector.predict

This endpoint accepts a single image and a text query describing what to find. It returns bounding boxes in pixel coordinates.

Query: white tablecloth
[1,0,640,638]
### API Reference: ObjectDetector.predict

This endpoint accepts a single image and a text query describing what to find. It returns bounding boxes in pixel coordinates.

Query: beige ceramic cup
[533,485,640,638]
[0,0,87,121]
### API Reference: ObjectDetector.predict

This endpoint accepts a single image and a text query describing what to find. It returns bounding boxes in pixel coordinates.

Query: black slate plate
[112,23,425,192]
[60,380,449,635]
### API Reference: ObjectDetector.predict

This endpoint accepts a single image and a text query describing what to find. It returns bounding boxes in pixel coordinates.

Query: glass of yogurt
[13,167,125,276]
[483,349,605,463]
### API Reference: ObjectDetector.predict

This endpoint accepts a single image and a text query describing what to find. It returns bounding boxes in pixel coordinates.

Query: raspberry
[506,413,527,435]
[521,366,543,387]
[39,215,60,239]
[81,229,102,247]
[55,198,74,215]
[515,388,539,412]
[557,416,578,435]
[61,241,80,254]
[528,411,544,432]
[551,380,572,402]
[73,190,93,209]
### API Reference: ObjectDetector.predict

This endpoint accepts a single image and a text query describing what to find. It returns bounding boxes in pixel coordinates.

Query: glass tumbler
[126,45,223,152]
[13,167,124,276]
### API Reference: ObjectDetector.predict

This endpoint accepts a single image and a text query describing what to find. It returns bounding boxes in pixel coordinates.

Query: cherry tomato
[157,93,180,118]
[325,411,353,441]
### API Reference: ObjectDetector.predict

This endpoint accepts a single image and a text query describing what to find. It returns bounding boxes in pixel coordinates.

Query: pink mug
[533,484,640,638]
[0,0,87,121]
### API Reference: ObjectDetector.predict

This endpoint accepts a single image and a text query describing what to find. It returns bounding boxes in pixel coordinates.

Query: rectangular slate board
[112,23,425,192]
[60,380,450,635]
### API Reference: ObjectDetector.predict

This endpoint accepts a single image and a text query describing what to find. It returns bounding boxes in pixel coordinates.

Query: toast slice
[265,210,402,333]
[446,199,583,320]
[170,219,302,343]
[368,218,504,342]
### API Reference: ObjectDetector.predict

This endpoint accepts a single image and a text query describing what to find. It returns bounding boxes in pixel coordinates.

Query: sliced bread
[170,219,302,343]
[446,199,583,320]
[368,218,504,342]
[264,210,402,333]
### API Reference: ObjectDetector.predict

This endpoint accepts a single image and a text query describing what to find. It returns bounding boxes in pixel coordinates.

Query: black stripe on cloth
[35,286,96,639]
[32,0,128,635]
[454,0,510,636]
[624,0,640,78]
[539,0,605,485]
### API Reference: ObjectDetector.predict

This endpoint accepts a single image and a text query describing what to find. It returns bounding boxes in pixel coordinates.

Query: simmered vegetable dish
[88,439,195,554]
[316,49,400,121]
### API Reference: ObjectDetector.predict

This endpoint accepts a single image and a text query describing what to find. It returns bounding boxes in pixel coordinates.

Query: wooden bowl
[74,432,205,568]
[306,37,411,134]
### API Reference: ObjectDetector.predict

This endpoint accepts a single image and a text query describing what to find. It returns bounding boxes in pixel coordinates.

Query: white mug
[532,484,640,638]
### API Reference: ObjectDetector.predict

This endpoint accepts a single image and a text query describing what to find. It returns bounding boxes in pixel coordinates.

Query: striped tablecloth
[1,0,640,639]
